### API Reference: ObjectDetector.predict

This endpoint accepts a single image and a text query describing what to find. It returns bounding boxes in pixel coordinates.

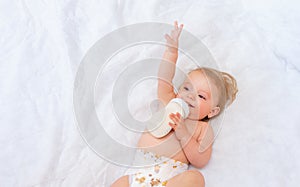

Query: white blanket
[1,0,300,186]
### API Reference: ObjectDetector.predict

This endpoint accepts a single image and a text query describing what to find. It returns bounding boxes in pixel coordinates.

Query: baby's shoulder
[196,120,210,132]
[197,120,209,127]
[196,121,214,142]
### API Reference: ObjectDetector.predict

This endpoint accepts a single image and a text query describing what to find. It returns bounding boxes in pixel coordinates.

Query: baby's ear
[208,106,220,118]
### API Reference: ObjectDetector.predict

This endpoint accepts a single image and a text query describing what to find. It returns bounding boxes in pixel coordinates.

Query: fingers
[170,112,181,118]
[174,20,184,32]
[169,112,182,130]
[164,21,184,45]
[178,23,183,35]
[169,20,184,38]
[174,21,183,29]
[164,34,173,42]
[174,20,178,29]
[168,122,176,130]
[169,112,181,123]
[171,30,176,37]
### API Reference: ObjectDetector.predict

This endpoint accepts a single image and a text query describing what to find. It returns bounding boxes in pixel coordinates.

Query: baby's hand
[164,21,184,53]
[168,112,190,141]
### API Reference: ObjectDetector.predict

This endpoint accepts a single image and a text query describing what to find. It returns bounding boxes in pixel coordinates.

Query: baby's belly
[137,131,189,164]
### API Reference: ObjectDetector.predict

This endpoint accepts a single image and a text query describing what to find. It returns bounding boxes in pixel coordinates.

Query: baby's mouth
[188,103,194,108]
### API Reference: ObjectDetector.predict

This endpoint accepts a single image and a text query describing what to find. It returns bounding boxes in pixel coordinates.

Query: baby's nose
[187,93,195,100]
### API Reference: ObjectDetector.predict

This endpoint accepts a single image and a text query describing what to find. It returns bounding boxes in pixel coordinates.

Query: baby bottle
[147,98,190,138]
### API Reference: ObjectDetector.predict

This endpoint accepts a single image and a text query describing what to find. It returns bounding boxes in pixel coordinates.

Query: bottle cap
[147,98,190,138]
[170,98,190,118]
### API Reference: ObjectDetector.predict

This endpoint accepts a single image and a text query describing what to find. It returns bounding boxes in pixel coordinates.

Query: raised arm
[157,21,184,105]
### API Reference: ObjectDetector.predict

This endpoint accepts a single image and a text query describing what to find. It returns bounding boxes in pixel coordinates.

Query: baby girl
[111,21,238,187]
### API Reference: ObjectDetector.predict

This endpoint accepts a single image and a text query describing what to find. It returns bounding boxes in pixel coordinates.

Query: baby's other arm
[181,122,214,168]
[157,21,183,105]
[169,113,214,168]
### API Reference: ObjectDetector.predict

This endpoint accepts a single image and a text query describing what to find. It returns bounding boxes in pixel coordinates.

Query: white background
[0,0,300,186]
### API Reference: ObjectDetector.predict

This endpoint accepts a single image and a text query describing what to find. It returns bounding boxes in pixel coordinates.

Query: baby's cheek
[199,105,210,116]
[193,105,203,114]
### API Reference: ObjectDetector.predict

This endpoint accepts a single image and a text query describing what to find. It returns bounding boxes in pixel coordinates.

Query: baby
[111,21,238,187]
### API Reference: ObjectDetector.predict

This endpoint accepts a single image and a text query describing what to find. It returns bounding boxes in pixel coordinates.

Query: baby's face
[176,70,218,120]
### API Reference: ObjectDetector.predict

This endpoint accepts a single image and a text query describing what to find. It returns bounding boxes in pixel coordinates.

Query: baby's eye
[184,87,189,91]
[198,95,206,100]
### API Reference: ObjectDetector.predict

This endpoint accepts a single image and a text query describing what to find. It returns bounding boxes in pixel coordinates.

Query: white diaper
[125,149,188,187]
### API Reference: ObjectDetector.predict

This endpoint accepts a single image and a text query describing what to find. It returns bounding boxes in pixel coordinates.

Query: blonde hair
[191,67,238,116]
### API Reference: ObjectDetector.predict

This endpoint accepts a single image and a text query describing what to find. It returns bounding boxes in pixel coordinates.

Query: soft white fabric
[1,0,300,187]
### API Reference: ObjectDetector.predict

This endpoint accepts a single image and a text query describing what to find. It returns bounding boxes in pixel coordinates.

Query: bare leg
[166,170,205,187]
[111,175,129,187]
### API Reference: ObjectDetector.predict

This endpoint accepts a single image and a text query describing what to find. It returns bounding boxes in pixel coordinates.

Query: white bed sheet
[1,0,300,186]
